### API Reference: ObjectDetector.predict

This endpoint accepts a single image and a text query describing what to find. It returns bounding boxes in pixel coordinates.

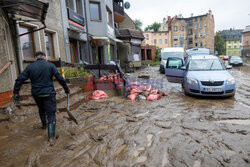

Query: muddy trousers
[33,95,57,125]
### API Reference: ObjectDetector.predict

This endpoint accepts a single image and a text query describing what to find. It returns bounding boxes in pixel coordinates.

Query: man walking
[13,51,70,143]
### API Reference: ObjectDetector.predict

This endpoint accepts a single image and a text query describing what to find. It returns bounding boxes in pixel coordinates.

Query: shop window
[90,1,101,21]
[44,31,55,59]
[200,42,203,47]
[19,25,36,59]
[106,7,112,26]
[195,43,198,47]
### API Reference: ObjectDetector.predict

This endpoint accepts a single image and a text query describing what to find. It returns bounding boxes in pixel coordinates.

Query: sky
[124,0,250,31]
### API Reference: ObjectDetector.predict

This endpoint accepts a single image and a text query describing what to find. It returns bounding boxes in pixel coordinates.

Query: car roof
[162,47,184,52]
[189,54,219,60]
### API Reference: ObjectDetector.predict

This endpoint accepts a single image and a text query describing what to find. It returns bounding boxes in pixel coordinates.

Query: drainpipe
[13,20,23,73]
[83,0,92,63]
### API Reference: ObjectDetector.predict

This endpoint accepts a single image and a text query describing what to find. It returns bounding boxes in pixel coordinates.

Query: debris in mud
[137,75,150,79]
[91,90,108,100]
[126,82,167,102]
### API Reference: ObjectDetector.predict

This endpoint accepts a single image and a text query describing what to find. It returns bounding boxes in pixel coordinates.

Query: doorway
[98,46,104,64]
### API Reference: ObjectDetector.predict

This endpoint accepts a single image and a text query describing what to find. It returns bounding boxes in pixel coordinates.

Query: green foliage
[155,47,161,61]
[215,32,226,55]
[148,61,161,66]
[62,67,92,78]
[134,19,143,32]
[144,22,161,32]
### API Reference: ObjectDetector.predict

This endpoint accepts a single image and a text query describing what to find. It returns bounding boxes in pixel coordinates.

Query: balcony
[113,1,125,23]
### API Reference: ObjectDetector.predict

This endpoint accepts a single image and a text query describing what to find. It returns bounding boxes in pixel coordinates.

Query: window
[200,24,203,29]
[19,25,35,58]
[146,34,149,40]
[205,32,207,36]
[174,35,178,40]
[194,17,198,22]
[90,1,101,21]
[188,29,192,35]
[200,32,203,38]
[154,39,157,44]
[158,33,161,36]
[66,0,73,9]
[194,24,197,30]
[204,23,207,27]
[154,33,156,36]
[165,39,168,44]
[234,45,237,48]
[181,26,185,31]
[200,17,203,21]
[159,39,162,44]
[189,38,193,44]
[195,43,198,47]
[76,0,82,15]
[195,33,198,39]
[228,51,231,54]
[174,26,178,31]
[229,46,231,48]
[200,42,203,47]
[228,41,231,44]
[165,33,167,35]
[44,31,55,59]
[106,7,112,25]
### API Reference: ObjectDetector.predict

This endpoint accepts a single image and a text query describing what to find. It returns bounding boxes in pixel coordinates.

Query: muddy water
[1,63,250,167]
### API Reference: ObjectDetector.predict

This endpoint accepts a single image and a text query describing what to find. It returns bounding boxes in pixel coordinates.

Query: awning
[91,36,109,41]
[109,36,123,43]
[0,0,49,24]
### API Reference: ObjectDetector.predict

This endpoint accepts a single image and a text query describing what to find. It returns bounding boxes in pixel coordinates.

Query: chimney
[163,17,166,24]
[230,28,232,31]
[191,13,194,17]
[208,9,212,15]
[168,16,172,30]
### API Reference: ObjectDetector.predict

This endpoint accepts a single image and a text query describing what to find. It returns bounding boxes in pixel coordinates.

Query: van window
[162,52,184,60]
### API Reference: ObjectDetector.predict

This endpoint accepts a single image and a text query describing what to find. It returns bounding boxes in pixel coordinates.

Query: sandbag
[147,94,161,101]
[92,90,108,100]
[128,93,138,103]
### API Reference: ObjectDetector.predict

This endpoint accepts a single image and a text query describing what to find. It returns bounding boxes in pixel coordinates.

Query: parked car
[223,55,229,60]
[165,55,235,97]
[229,56,243,66]
[186,48,210,56]
[160,47,185,73]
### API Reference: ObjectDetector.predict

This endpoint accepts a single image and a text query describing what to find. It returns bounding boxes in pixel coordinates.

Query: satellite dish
[124,2,130,9]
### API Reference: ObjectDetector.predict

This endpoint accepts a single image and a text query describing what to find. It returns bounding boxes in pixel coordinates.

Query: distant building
[242,25,250,57]
[143,31,172,50]
[220,29,243,57]
[143,10,215,53]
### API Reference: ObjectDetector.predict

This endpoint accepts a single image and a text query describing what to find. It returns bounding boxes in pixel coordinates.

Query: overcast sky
[125,0,250,31]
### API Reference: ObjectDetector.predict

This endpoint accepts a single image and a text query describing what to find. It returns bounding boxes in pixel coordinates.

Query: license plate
[203,88,222,92]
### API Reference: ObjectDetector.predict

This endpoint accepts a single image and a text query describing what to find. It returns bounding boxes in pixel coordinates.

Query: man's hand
[65,88,70,94]
[13,93,20,105]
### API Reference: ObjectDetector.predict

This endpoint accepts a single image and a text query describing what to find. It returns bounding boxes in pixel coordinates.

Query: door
[98,46,104,64]
[165,58,185,83]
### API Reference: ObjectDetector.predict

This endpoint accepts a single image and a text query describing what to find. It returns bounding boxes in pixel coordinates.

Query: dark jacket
[14,58,69,96]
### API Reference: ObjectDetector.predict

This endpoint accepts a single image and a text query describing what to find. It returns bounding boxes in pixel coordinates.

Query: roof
[220,29,243,41]
[162,47,184,52]
[0,0,49,24]
[118,29,144,40]
[243,25,250,33]
[190,55,218,59]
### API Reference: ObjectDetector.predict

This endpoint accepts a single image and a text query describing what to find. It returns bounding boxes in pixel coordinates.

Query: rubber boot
[48,122,56,146]
[40,115,47,129]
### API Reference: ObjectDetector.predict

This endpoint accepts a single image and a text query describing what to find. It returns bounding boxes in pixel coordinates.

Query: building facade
[220,29,243,57]
[143,10,215,53]
[242,25,250,57]
[0,0,66,106]
[143,31,172,50]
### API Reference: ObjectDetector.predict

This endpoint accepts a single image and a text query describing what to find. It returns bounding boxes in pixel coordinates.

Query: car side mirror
[181,66,186,70]
[226,65,232,69]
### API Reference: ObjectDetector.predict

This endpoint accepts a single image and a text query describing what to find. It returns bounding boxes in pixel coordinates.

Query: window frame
[44,31,56,60]
[19,25,37,60]
[106,6,113,26]
[90,1,102,21]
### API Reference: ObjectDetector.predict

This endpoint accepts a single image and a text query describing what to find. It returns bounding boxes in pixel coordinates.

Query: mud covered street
[1,62,250,167]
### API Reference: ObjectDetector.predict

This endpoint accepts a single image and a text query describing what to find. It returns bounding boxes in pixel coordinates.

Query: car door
[165,57,185,83]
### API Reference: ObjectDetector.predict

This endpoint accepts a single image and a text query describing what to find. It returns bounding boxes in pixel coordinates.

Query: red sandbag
[99,75,107,81]
[92,90,108,100]
[147,94,162,101]
[128,93,138,102]
[162,92,168,96]
[150,89,159,95]
[131,88,143,94]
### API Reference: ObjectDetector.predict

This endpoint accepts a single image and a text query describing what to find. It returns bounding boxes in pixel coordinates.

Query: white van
[160,47,185,73]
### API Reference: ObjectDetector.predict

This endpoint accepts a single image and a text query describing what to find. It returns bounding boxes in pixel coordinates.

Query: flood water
[0,61,250,167]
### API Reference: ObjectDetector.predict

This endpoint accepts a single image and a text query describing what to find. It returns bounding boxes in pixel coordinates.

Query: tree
[215,32,226,55]
[155,47,161,61]
[134,19,143,32]
[144,22,161,32]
